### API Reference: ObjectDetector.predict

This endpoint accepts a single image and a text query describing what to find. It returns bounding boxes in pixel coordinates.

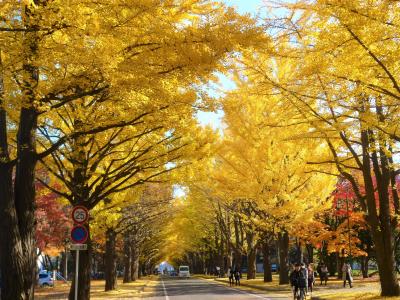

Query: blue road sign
[70,225,88,244]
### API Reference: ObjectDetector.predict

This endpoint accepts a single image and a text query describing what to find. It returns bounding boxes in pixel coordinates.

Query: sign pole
[74,249,79,300]
[70,205,89,300]
[65,243,68,281]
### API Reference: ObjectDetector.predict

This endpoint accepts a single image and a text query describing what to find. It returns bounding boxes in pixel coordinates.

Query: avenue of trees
[162,0,400,297]
[1,0,400,299]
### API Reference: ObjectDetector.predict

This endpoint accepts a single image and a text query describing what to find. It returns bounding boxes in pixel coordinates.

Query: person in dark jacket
[318,262,328,285]
[290,263,306,299]
[307,264,315,293]
[227,267,234,286]
[233,267,241,286]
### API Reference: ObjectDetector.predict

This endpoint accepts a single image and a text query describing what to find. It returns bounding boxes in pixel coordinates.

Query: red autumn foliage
[35,182,72,255]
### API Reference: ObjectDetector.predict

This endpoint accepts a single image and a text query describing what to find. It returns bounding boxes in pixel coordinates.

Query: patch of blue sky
[173,184,188,198]
[196,109,225,131]
[223,0,264,15]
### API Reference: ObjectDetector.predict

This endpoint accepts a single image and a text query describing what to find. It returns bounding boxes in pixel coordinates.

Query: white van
[178,266,190,278]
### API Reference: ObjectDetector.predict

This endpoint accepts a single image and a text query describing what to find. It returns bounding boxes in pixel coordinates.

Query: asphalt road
[145,277,289,300]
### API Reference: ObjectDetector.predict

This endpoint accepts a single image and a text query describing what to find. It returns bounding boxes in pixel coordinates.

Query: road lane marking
[161,277,170,300]
[201,278,273,300]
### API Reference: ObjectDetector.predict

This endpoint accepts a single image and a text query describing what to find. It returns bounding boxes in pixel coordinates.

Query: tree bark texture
[105,228,117,291]
[262,241,272,282]
[131,244,139,281]
[123,233,132,283]
[246,231,257,280]
[278,231,289,285]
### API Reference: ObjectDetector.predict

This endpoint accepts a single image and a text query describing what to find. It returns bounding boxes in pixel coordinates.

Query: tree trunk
[14,107,38,300]
[360,256,369,278]
[278,231,289,284]
[360,128,400,296]
[246,231,257,280]
[0,164,26,300]
[374,240,400,296]
[105,228,117,291]
[0,63,25,298]
[262,241,272,282]
[306,244,314,264]
[68,223,91,300]
[233,216,243,271]
[131,245,139,281]
[123,233,132,283]
[296,240,303,264]
[226,249,233,273]
[247,248,257,280]
[233,249,242,271]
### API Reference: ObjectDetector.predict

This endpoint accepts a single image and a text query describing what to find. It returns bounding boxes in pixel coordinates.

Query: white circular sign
[72,206,89,224]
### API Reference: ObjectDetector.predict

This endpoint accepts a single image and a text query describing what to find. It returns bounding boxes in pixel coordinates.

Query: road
[145,277,290,300]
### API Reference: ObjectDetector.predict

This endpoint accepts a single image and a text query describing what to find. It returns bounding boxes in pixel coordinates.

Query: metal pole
[65,245,68,281]
[75,250,79,300]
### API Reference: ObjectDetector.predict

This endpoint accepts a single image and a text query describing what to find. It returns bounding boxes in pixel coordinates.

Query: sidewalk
[197,275,399,300]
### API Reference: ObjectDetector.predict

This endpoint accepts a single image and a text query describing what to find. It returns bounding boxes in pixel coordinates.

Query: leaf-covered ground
[35,276,158,300]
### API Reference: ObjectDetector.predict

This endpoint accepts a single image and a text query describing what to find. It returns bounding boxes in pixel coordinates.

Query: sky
[226,0,264,14]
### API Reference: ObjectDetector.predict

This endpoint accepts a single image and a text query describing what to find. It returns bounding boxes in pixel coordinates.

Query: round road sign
[72,205,89,224]
[70,225,88,244]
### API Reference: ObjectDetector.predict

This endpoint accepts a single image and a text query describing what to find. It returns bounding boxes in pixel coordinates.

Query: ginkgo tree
[240,0,400,295]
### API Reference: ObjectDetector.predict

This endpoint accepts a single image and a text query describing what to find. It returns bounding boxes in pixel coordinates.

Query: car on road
[38,272,54,287]
[178,266,190,278]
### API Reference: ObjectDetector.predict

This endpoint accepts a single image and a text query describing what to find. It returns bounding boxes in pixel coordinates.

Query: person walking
[300,263,309,294]
[320,263,328,285]
[290,263,307,300]
[234,267,241,286]
[227,267,234,286]
[342,262,353,288]
[307,264,315,293]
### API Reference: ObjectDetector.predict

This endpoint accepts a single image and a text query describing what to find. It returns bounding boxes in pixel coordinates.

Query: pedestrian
[342,262,353,288]
[290,263,307,300]
[234,267,241,286]
[227,267,234,286]
[307,264,315,293]
[320,263,328,285]
[316,262,322,280]
[300,263,309,293]
[289,263,295,273]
